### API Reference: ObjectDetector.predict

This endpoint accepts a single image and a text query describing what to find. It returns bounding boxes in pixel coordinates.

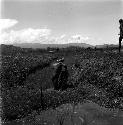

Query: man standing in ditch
[119,19,123,53]
[52,57,69,90]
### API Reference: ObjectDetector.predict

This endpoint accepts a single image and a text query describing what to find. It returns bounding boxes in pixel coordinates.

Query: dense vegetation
[1,44,123,124]
[1,45,58,121]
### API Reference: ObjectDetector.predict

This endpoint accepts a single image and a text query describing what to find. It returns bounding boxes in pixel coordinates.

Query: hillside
[12,42,94,49]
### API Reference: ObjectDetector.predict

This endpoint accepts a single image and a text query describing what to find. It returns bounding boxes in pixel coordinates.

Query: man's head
[57,57,64,63]
[119,19,123,24]
[52,57,65,68]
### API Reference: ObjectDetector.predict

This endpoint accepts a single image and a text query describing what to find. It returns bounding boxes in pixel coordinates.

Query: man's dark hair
[119,19,123,23]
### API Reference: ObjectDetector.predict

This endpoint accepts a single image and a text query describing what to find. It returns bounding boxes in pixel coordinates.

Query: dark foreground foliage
[1,45,58,122]
[1,53,57,88]
[71,52,123,98]
[2,86,88,122]
[1,45,123,123]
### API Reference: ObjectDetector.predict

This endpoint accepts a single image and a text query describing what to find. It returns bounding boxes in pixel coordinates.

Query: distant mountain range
[13,42,94,49]
[95,44,118,48]
[1,43,119,49]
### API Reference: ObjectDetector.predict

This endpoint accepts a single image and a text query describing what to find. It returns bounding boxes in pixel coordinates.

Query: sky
[0,0,123,45]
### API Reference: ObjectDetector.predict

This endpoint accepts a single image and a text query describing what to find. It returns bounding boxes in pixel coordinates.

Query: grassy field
[1,45,123,125]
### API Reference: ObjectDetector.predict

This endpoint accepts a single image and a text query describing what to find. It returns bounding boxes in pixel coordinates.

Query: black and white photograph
[1,0,123,124]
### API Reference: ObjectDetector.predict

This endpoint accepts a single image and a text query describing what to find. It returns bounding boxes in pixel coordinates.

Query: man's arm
[120,23,123,31]
[119,25,123,36]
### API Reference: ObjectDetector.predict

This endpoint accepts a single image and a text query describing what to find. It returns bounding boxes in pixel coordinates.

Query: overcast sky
[1,0,123,45]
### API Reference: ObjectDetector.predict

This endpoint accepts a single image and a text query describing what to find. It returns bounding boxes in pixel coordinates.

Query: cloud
[49,34,67,44]
[1,25,99,45]
[0,19,100,45]
[60,34,66,39]
[1,30,93,45]
[70,34,106,45]
[1,28,51,44]
[72,35,89,41]
[72,35,81,39]
[0,19,18,30]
